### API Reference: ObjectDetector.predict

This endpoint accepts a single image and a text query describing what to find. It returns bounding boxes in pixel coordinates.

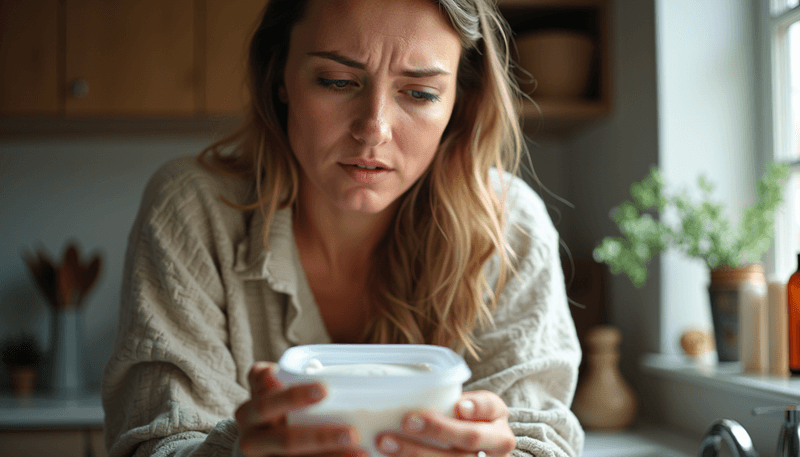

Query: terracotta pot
[7,365,37,398]
[708,264,766,363]
[515,29,595,99]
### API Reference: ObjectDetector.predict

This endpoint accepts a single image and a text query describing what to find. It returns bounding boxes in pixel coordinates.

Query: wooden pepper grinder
[572,325,638,430]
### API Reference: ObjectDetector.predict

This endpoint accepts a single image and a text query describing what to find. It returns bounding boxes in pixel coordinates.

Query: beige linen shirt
[101,156,584,457]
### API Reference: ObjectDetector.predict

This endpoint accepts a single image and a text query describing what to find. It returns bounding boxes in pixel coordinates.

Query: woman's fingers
[455,391,509,422]
[248,362,282,395]
[237,362,359,457]
[235,382,326,426]
[375,432,475,457]
[372,391,516,456]
[379,410,515,456]
[239,424,363,457]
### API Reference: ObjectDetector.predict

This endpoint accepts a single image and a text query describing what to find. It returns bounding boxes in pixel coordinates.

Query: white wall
[655,0,759,356]
[555,0,759,376]
[557,0,760,427]
[0,134,215,389]
[563,0,661,387]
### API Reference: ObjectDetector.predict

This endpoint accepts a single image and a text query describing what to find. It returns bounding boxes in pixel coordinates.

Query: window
[768,0,800,279]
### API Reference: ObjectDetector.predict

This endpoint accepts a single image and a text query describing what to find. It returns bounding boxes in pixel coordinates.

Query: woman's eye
[406,90,441,104]
[317,78,353,90]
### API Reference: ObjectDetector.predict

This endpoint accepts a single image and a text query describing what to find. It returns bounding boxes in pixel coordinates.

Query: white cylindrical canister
[739,280,768,374]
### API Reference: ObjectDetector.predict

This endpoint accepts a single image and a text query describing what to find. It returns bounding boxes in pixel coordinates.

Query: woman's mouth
[339,158,392,170]
[340,163,392,184]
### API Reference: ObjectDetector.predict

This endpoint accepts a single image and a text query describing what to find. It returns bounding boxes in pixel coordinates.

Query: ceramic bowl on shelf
[515,29,595,100]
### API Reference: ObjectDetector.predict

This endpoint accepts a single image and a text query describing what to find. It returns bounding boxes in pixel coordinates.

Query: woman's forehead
[292,0,461,69]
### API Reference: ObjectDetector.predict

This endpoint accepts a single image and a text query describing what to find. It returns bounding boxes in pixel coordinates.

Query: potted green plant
[2,334,42,398]
[593,163,791,361]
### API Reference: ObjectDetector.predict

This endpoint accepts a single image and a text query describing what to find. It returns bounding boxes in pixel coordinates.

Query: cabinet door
[65,0,196,116]
[0,0,60,116]
[0,428,106,457]
[205,0,266,114]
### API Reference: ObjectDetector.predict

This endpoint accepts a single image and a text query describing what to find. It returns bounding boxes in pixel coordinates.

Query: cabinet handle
[70,79,90,99]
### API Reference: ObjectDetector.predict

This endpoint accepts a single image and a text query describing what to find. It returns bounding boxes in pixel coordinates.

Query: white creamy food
[281,346,469,456]
[302,359,431,376]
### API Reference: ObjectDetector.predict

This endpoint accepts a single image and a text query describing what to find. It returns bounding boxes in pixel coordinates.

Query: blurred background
[1,0,799,456]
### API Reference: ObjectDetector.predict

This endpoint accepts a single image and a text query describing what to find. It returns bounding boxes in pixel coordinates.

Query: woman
[102,0,583,456]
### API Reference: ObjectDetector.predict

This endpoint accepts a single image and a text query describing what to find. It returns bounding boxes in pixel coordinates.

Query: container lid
[276,344,471,390]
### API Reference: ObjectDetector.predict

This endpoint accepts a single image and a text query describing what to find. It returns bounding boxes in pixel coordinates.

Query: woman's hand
[375,390,516,457]
[235,362,364,457]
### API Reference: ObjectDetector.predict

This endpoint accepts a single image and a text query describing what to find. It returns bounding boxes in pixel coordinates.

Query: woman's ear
[278,85,288,103]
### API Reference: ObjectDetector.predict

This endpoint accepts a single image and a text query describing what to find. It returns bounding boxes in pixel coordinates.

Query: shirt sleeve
[101,160,250,457]
[464,175,584,457]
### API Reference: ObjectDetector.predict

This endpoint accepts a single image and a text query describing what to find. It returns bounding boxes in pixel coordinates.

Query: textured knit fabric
[101,155,584,457]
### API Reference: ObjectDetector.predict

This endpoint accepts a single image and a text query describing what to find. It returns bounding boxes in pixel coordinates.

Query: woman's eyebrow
[306,51,451,78]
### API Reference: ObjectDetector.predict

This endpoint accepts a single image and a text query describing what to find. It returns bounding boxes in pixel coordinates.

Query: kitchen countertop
[0,391,103,429]
[0,391,701,456]
[583,423,698,457]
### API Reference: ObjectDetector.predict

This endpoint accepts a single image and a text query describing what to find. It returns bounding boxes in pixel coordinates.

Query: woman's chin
[337,201,390,215]
[334,194,396,215]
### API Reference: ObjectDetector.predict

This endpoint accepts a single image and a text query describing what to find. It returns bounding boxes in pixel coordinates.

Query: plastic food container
[276,344,472,455]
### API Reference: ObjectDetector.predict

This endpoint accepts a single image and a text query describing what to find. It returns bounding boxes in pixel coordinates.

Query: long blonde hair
[200,0,526,359]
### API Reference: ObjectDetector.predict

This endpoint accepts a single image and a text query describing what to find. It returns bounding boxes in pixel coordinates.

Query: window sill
[583,422,695,457]
[639,353,800,455]
[641,353,800,402]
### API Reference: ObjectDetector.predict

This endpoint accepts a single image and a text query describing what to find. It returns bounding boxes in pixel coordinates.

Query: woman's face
[282,0,462,215]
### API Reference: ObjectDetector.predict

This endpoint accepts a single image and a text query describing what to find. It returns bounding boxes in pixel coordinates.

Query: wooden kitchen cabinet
[1,0,611,139]
[205,0,265,114]
[0,0,60,116]
[0,392,106,457]
[1,0,260,118]
[0,428,106,457]
[64,0,196,116]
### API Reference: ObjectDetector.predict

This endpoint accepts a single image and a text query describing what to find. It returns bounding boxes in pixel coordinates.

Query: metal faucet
[698,419,759,457]
[697,405,800,457]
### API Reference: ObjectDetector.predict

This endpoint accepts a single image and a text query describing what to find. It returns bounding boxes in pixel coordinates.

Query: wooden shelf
[0,115,242,138]
[522,99,611,139]
[520,98,610,137]
[525,98,609,119]
[501,0,613,138]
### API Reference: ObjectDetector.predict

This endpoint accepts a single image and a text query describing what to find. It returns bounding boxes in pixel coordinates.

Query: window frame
[762,1,800,280]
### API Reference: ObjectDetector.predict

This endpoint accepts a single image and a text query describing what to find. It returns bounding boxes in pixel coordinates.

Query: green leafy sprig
[593,163,791,288]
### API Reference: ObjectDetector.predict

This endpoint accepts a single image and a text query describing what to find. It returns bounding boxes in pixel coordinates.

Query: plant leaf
[58,244,80,309]
[77,255,102,306]
[21,249,59,308]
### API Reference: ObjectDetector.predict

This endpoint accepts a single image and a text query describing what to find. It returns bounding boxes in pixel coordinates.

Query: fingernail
[308,385,324,400]
[405,414,425,432]
[459,399,475,417]
[379,436,399,454]
[337,431,352,445]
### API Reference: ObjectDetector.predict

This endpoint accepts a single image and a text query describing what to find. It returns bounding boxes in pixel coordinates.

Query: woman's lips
[340,163,391,185]
[339,158,392,170]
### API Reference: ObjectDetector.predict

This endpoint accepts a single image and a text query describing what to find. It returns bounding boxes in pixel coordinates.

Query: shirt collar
[234,205,331,345]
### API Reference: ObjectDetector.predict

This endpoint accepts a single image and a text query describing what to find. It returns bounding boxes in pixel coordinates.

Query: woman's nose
[350,89,392,147]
